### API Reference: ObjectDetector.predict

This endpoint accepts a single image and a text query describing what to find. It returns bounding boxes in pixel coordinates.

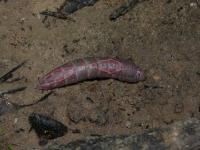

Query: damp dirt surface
[0,0,199,149]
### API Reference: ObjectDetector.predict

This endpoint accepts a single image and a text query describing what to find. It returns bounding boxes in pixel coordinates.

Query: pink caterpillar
[37,57,145,90]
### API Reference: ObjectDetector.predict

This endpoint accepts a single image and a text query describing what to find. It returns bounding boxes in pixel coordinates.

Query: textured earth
[0,0,199,149]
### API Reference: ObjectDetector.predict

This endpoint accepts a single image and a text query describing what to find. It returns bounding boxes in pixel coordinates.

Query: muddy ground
[0,0,199,149]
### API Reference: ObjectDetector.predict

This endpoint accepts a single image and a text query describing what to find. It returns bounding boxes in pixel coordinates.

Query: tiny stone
[190,2,198,8]
[153,75,161,81]
[125,121,132,129]
[14,118,18,124]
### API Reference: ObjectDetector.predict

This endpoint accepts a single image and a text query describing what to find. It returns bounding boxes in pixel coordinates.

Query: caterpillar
[37,57,145,90]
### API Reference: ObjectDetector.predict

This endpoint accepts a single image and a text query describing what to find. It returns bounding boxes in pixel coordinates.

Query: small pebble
[153,75,161,81]
[125,121,132,129]
[190,2,198,8]
[14,118,18,124]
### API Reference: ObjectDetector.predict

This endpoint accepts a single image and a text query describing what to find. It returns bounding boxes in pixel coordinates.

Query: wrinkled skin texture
[38,57,145,90]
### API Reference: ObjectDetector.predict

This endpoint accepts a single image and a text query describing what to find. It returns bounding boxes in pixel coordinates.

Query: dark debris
[29,113,68,145]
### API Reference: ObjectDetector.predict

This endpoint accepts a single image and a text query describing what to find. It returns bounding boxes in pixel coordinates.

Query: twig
[18,91,54,107]
[109,0,139,21]
[0,60,27,83]
[40,10,75,22]
[143,84,163,89]
[0,86,27,96]
[5,77,25,83]
[0,92,53,116]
